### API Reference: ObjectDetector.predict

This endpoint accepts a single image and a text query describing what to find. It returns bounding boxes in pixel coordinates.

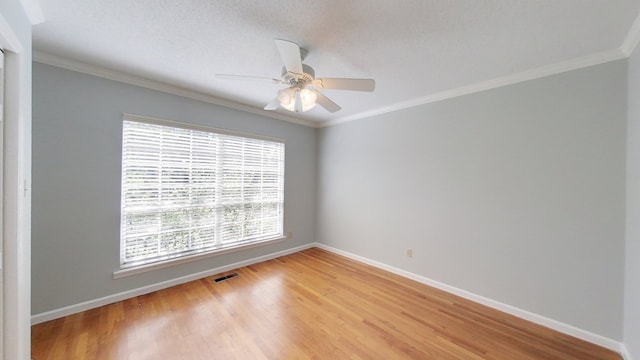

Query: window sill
[113,236,287,279]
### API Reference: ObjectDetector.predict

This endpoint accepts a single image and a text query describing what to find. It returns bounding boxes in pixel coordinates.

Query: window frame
[114,113,286,279]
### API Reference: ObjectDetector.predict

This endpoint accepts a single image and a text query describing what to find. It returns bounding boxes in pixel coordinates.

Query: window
[120,115,285,270]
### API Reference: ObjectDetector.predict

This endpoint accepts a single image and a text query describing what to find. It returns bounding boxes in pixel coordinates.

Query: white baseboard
[31,241,630,359]
[314,243,626,356]
[621,344,634,360]
[31,243,315,325]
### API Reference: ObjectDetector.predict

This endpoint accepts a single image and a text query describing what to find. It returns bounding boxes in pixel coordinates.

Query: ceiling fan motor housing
[281,64,315,86]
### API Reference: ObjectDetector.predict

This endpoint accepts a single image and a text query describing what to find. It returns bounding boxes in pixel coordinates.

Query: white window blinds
[120,116,285,269]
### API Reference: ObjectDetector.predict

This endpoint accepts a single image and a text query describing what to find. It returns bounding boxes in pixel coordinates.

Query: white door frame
[0,12,31,360]
[0,48,5,359]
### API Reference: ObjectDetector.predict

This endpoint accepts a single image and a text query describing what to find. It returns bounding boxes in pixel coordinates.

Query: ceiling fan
[216,39,375,113]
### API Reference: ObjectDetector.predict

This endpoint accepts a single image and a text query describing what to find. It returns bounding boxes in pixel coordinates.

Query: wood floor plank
[31,248,622,359]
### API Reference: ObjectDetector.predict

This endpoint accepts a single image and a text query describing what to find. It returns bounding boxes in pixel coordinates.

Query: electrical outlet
[406,249,413,258]
[287,231,293,239]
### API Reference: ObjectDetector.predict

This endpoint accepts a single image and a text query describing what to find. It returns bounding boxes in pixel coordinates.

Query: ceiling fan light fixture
[277,87,295,108]
[278,87,317,112]
[300,88,317,109]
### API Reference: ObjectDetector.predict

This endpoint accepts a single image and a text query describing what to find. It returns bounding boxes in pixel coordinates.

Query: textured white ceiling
[33,0,640,125]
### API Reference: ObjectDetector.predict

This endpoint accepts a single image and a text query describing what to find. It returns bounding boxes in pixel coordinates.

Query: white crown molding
[315,243,626,355]
[33,51,319,128]
[0,13,24,52]
[35,43,629,130]
[322,48,627,128]
[31,242,315,325]
[19,0,44,25]
[622,12,640,57]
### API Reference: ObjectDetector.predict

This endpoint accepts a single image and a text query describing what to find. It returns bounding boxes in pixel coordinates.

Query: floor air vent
[213,273,239,283]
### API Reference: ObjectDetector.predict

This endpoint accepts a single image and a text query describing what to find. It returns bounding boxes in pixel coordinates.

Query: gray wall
[626,43,640,358]
[317,60,627,340]
[33,56,631,344]
[31,63,316,315]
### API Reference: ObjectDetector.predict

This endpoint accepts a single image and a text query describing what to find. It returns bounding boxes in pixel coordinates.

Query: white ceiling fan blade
[313,90,341,113]
[264,97,280,111]
[313,78,375,92]
[275,39,303,74]
[216,74,283,84]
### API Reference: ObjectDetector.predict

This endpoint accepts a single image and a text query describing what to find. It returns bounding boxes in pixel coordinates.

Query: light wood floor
[32,247,621,360]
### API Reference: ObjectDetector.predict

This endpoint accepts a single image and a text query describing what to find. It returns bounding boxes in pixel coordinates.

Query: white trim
[32,51,318,128]
[314,243,625,355]
[320,48,627,127]
[0,11,32,360]
[31,241,630,357]
[114,237,287,279]
[34,47,629,130]
[123,112,285,143]
[32,242,315,325]
[19,0,44,25]
[622,12,640,57]
[621,344,633,360]
[0,14,23,52]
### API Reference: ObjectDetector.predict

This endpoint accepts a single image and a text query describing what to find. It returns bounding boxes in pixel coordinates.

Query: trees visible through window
[120,115,285,269]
